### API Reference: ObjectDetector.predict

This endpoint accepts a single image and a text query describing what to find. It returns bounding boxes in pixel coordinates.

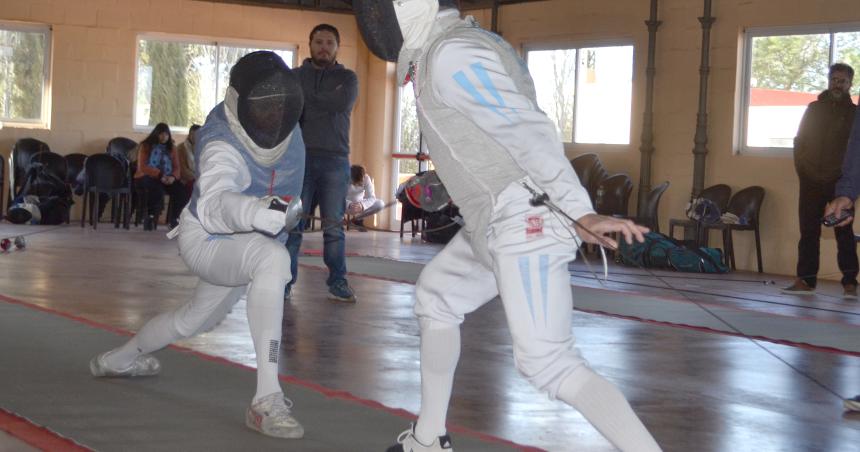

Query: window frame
[523,38,635,150]
[738,22,860,156]
[133,32,298,133]
[0,20,52,129]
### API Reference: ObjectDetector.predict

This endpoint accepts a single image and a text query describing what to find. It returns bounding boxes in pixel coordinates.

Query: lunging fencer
[89,51,308,439]
[354,1,661,451]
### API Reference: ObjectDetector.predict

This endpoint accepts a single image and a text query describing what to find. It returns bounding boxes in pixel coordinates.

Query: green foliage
[751,34,829,93]
[399,84,420,154]
[0,29,45,120]
[144,41,191,127]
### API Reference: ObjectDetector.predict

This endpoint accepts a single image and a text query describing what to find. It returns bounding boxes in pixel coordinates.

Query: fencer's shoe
[845,395,860,411]
[843,284,858,299]
[780,279,815,295]
[386,425,453,452]
[328,280,356,303]
[245,392,304,439]
[89,351,161,377]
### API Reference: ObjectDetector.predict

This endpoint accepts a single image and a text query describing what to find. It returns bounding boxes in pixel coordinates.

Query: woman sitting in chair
[345,164,384,230]
[134,123,185,230]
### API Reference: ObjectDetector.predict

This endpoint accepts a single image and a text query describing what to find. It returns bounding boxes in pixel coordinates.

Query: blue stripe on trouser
[518,256,536,325]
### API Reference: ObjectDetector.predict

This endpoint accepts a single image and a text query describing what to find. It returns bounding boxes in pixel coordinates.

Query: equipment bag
[619,232,729,273]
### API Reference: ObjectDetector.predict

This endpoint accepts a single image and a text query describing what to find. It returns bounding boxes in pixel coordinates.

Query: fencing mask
[228,51,303,151]
[354,0,440,62]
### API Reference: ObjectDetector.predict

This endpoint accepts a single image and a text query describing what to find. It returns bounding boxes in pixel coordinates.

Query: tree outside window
[527,44,633,145]
[135,36,294,130]
[0,25,49,124]
[744,29,860,150]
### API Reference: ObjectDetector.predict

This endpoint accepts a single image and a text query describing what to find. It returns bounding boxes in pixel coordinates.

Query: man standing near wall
[783,63,857,298]
[286,24,359,303]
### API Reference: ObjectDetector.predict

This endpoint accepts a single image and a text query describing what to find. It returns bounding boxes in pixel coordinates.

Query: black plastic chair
[81,154,131,230]
[64,153,87,185]
[634,181,670,233]
[700,186,765,273]
[400,201,425,238]
[107,137,138,162]
[570,153,608,205]
[9,138,49,203]
[594,173,633,217]
[668,184,732,243]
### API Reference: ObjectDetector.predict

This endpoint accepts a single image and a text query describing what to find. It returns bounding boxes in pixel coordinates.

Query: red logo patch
[526,215,543,238]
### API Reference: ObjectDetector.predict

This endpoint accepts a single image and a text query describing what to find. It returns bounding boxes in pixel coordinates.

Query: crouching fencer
[353,1,662,451]
[89,51,308,439]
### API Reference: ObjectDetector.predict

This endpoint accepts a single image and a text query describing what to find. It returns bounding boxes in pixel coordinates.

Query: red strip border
[0,407,90,451]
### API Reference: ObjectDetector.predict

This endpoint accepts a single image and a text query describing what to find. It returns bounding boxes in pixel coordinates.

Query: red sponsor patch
[526,215,543,238]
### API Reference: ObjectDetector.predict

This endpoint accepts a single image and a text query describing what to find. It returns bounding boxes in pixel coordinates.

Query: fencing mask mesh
[229,51,303,149]
[353,0,404,62]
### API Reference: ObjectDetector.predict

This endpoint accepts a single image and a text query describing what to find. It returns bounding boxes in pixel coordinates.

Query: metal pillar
[636,0,661,217]
[690,0,715,198]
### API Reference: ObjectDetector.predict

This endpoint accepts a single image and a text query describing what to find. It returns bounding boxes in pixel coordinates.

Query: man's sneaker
[386,425,453,452]
[245,392,304,439]
[89,351,161,377]
[845,395,860,411]
[780,279,815,295]
[328,280,356,303]
[844,284,858,299]
[284,285,292,301]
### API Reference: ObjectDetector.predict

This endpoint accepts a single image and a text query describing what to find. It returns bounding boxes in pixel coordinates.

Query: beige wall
[465,0,860,277]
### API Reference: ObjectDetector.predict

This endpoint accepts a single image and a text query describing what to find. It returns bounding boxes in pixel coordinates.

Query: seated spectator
[346,164,384,230]
[171,124,200,219]
[134,123,185,230]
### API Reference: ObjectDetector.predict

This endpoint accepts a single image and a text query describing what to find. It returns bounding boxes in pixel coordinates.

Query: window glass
[0,26,49,123]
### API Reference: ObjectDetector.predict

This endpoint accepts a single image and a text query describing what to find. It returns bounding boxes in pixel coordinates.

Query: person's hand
[162,175,175,185]
[825,196,855,227]
[252,196,288,235]
[347,202,364,215]
[573,213,649,249]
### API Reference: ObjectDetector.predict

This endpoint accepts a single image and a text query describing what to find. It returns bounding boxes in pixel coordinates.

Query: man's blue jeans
[286,153,349,287]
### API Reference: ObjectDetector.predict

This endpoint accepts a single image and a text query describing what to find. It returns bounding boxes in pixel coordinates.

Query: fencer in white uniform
[89,51,307,439]
[353,1,662,451]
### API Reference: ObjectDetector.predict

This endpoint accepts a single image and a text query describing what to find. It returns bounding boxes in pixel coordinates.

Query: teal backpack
[618,232,729,273]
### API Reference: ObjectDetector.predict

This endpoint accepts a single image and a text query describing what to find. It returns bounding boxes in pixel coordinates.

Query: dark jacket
[794,91,856,183]
[294,58,358,157]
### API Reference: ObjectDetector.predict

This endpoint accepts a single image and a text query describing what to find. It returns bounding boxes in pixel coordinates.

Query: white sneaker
[386,425,453,452]
[89,351,161,377]
[246,392,304,439]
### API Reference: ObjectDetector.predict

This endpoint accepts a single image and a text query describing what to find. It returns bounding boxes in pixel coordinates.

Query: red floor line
[296,263,860,357]
[0,408,91,452]
[0,293,541,452]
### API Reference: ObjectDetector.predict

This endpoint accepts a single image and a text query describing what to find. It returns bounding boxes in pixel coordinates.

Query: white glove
[252,196,288,235]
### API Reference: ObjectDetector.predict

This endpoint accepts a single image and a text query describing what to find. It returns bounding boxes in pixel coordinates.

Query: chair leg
[726,229,736,270]
[91,193,98,230]
[80,188,88,228]
[754,226,763,273]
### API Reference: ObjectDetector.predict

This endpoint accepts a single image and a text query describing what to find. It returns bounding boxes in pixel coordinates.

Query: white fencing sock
[557,366,661,452]
[246,273,286,401]
[414,321,461,444]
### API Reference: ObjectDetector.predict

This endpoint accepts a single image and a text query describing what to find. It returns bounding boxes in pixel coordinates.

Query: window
[0,22,50,126]
[526,44,634,145]
[740,25,860,152]
[390,82,434,227]
[135,35,295,130]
